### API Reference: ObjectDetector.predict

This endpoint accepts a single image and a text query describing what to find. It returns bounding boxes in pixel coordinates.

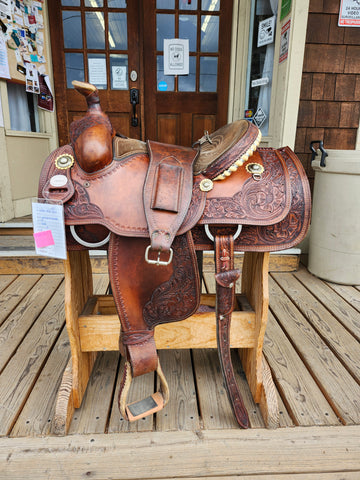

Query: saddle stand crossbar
[38,81,311,434]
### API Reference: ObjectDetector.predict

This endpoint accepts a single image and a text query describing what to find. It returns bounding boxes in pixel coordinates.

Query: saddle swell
[38,81,311,428]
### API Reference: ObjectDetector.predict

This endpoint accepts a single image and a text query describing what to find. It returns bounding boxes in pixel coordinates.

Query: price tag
[32,199,67,259]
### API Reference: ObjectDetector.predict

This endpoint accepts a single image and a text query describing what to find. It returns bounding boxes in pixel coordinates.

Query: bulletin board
[0,0,49,86]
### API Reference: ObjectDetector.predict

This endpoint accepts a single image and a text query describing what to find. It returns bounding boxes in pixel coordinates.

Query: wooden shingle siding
[294,1,360,182]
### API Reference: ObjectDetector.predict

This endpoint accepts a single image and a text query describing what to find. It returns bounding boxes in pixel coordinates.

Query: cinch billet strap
[214,232,250,429]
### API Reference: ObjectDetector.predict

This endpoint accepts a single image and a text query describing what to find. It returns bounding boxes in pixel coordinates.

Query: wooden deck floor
[0,263,360,479]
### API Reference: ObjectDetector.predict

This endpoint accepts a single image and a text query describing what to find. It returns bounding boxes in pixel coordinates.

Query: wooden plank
[0,275,17,293]
[269,276,360,425]
[1,426,360,479]
[326,281,360,314]
[156,349,200,431]
[68,351,119,435]
[78,304,256,352]
[0,283,66,436]
[126,475,360,480]
[192,349,265,429]
[0,256,108,275]
[272,272,360,383]
[192,349,238,429]
[0,275,41,326]
[263,313,340,426]
[10,327,71,437]
[107,356,155,433]
[294,266,360,341]
[0,275,63,372]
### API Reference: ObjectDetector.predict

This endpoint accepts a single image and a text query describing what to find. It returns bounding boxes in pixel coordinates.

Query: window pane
[62,11,82,48]
[156,14,175,51]
[61,0,80,5]
[201,15,219,52]
[200,56,217,92]
[65,52,85,88]
[88,54,107,89]
[179,15,197,52]
[108,0,127,6]
[245,0,278,136]
[202,0,220,10]
[110,54,128,89]
[156,0,175,8]
[157,55,174,91]
[7,83,38,132]
[109,12,127,49]
[86,12,105,49]
[179,56,196,91]
[84,0,103,6]
[179,0,197,10]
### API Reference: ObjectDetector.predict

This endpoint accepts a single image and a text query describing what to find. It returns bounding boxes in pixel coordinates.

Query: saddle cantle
[38,81,310,428]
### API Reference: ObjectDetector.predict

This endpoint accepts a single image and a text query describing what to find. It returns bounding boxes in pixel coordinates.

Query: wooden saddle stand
[38,81,311,434]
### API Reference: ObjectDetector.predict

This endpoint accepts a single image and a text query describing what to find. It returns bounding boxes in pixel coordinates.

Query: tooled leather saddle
[38,81,310,428]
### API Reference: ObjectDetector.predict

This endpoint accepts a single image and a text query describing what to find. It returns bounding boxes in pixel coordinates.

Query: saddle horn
[70,81,115,173]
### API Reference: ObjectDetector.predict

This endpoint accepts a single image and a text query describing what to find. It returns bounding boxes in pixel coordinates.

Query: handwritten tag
[32,199,67,259]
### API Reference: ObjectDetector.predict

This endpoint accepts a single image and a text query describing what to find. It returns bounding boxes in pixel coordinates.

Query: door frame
[228,0,310,149]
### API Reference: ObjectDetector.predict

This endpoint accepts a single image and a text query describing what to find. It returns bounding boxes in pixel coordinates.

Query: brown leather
[70,81,115,173]
[214,232,249,428]
[144,140,199,254]
[193,120,260,177]
[38,82,311,428]
[108,232,200,377]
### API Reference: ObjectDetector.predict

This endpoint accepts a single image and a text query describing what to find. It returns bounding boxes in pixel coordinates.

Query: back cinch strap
[118,359,170,422]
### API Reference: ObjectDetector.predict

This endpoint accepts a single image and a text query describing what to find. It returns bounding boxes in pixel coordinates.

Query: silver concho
[199,178,214,192]
[50,174,68,187]
[55,154,74,170]
[245,162,264,180]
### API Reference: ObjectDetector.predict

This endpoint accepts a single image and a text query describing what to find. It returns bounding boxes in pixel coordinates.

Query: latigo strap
[214,231,249,428]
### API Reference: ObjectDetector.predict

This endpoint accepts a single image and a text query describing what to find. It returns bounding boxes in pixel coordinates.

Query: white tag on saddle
[32,198,67,260]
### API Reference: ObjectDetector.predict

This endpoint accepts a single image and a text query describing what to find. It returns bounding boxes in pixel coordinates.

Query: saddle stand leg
[239,251,279,429]
[53,250,97,435]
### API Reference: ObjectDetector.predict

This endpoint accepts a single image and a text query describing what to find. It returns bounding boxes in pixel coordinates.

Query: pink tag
[33,230,55,248]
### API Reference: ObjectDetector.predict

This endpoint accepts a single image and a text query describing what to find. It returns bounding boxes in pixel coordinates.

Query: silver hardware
[245,162,264,174]
[130,70,138,82]
[70,225,111,248]
[55,154,74,170]
[50,174,68,187]
[145,246,173,266]
[198,130,213,145]
[83,181,90,188]
[199,178,214,192]
[204,224,242,242]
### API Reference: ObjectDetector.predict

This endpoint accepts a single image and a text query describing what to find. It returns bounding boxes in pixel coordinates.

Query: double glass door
[49,0,233,146]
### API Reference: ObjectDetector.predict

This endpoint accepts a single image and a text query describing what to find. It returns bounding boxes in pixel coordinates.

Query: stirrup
[119,359,170,422]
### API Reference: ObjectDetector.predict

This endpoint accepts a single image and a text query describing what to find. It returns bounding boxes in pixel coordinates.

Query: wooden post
[239,251,279,428]
[52,251,97,435]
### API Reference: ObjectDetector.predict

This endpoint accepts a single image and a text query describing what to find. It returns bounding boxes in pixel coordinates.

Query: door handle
[130,88,139,127]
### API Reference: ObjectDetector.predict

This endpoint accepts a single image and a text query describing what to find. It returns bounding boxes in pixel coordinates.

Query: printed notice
[339,0,360,26]
[164,39,189,75]
[257,16,275,47]
[32,199,67,259]
[88,57,107,86]
[279,19,291,64]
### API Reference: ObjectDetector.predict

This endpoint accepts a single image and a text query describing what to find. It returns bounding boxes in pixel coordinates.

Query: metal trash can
[308,149,360,285]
